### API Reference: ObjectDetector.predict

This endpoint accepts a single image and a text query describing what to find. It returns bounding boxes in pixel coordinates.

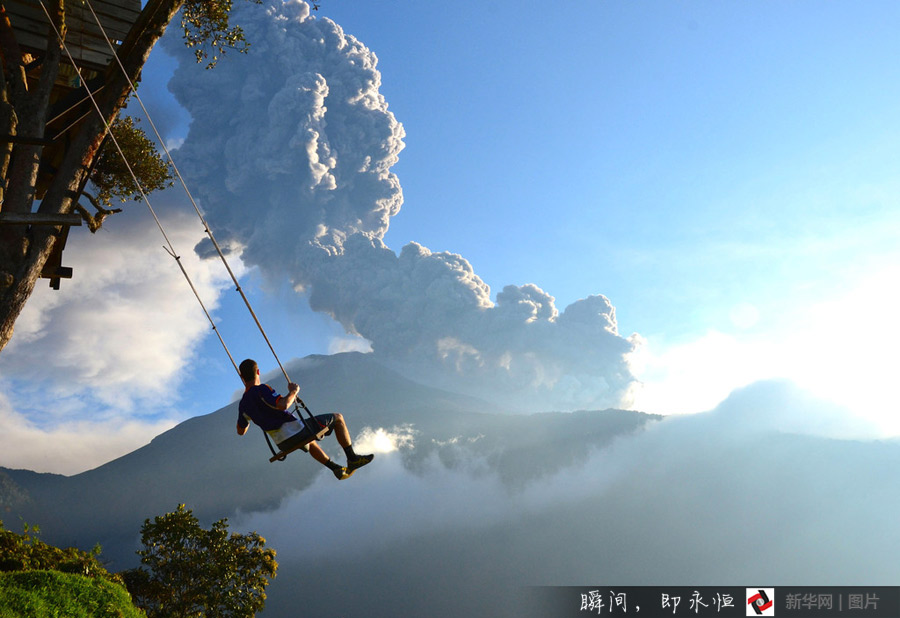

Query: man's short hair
[239,359,258,384]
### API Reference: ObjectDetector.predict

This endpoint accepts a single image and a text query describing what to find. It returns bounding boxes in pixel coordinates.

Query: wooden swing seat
[268,424,331,462]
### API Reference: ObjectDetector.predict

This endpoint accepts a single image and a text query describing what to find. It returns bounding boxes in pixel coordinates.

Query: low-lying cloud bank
[166,0,641,412]
[234,379,896,560]
[232,420,628,560]
[232,379,899,617]
[0,392,177,474]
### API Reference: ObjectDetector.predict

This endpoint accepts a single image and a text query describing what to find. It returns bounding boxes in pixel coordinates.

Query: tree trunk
[0,20,17,208]
[4,0,63,215]
[0,0,62,300]
[0,0,185,353]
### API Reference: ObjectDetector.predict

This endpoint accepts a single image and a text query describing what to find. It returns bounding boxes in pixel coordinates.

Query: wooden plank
[15,31,114,70]
[81,0,141,28]
[0,213,83,226]
[7,0,140,24]
[43,265,73,279]
[7,0,139,39]
[8,5,134,44]
[66,0,141,25]
[268,426,331,462]
[38,223,73,290]
[6,0,140,70]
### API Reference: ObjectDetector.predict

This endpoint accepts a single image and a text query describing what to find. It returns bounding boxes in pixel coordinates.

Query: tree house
[0,0,141,288]
[5,0,142,148]
[5,0,141,73]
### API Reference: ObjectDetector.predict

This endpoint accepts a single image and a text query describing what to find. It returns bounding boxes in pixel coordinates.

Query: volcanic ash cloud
[166,0,640,411]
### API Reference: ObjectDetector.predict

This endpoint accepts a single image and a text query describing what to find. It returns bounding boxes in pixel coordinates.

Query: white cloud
[230,416,633,562]
[0,205,240,457]
[233,449,552,560]
[0,392,176,474]
[302,238,639,411]
[1,209,237,409]
[630,330,775,416]
[164,0,404,261]
[784,265,900,432]
[327,333,372,355]
[165,136,185,151]
[354,424,416,454]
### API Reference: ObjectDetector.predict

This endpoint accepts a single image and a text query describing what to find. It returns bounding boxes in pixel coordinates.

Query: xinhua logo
[746,588,775,616]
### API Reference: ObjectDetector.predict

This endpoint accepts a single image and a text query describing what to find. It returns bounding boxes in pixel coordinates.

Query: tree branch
[75,191,122,232]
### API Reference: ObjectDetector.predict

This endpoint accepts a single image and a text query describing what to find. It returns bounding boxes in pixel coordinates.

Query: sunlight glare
[632,267,900,437]
[786,267,900,435]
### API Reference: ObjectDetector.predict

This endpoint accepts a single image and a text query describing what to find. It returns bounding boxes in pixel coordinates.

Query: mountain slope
[4,355,899,618]
[1,352,657,569]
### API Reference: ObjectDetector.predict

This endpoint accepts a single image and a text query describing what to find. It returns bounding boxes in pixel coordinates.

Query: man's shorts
[276,413,336,453]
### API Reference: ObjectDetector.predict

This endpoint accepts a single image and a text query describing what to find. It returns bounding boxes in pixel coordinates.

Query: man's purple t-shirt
[237,384,296,432]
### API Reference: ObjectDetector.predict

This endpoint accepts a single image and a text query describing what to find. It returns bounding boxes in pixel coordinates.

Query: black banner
[524,586,900,617]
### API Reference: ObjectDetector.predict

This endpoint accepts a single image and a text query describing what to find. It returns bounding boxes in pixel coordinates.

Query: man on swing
[236,359,374,480]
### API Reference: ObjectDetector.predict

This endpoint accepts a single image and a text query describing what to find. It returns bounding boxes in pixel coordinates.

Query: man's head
[239,359,259,386]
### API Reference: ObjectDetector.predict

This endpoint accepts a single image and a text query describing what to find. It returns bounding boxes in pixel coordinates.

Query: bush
[0,570,143,618]
[0,521,120,585]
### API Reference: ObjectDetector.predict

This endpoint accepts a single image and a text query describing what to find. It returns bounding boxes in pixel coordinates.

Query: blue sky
[307,0,900,417]
[325,0,900,341]
[2,0,899,473]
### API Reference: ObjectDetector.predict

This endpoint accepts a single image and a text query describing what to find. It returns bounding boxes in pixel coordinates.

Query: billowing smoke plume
[166,0,640,410]
[165,0,403,253]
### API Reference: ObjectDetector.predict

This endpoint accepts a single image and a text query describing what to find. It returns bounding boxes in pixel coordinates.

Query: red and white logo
[747,588,775,616]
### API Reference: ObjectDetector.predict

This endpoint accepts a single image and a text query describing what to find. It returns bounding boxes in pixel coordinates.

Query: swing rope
[36,0,324,458]
[36,0,241,377]
[79,0,293,385]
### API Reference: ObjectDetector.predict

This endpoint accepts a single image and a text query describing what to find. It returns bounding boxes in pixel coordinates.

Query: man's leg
[308,442,349,479]
[308,441,336,466]
[305,413,372,479]
[330,413,352,448]
[329,413,374,472]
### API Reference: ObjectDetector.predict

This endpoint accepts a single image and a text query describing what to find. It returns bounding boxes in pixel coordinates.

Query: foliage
[121,504,277,618]
[0,522,139,617]
[181,0,262,68]
[0,521,121,585]
[0,570,143,618]
[89,115,174,209]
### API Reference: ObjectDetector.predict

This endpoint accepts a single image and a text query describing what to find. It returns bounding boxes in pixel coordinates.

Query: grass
[0,570,143,618]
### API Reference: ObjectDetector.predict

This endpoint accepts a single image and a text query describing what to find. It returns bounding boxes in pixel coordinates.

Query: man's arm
[275,382,301,410]
[237,408,250,436]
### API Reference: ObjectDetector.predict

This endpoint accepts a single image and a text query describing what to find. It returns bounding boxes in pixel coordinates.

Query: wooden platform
[5,0,141,73]
[269,425,332,462]
[0,212,82,289]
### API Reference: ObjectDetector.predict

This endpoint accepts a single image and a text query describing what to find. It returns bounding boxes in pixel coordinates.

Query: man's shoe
[332,466,355,480]
[346,453,374,472]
